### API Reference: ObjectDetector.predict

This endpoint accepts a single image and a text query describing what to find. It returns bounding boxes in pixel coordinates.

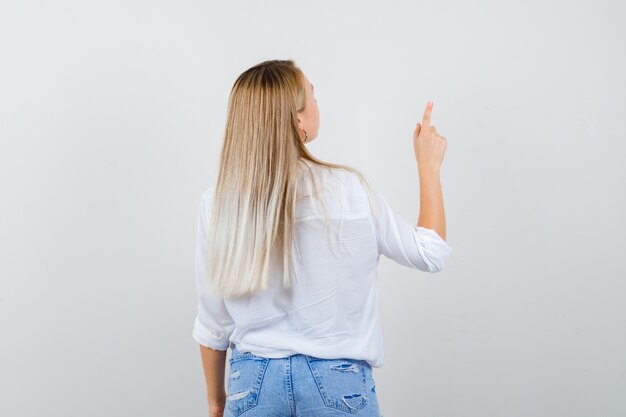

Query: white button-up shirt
[192,160,452,368]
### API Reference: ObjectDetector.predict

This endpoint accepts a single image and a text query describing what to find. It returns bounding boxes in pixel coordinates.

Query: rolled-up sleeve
[371,187,452,272]
[192,187,235,350]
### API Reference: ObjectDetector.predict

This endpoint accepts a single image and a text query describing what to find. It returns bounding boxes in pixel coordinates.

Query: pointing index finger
[422,101,433,128]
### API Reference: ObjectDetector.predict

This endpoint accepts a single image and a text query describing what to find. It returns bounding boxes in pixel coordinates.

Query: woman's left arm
[193,187,235,415]
[199,345,227,414]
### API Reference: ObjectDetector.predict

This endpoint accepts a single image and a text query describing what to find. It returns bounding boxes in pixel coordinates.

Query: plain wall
[1,0,625,416]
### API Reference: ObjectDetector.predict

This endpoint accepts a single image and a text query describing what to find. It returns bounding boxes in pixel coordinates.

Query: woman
[193,59,451,417]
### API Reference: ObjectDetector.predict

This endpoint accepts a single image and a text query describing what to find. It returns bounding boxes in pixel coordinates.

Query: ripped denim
[224,344,383,417]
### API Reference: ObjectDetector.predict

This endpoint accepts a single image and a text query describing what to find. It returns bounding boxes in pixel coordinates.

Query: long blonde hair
[208,59,379,298]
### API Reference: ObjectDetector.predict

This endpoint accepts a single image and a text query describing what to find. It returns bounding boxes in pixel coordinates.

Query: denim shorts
[224,344,383,417]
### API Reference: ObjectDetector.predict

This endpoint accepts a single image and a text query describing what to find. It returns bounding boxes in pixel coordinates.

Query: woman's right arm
[368,101,451,272]
[413,101,448,241]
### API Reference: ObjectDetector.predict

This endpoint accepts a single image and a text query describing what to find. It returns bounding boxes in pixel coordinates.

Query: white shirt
[192,160,452,368]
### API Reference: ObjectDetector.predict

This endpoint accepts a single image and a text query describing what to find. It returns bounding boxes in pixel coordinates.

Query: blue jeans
[224,344,383,417]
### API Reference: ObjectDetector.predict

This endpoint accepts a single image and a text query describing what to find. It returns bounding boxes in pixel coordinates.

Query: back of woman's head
[207,59,376,298]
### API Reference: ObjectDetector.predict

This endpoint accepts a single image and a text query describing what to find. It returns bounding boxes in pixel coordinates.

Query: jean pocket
[305,356,369,414]
[226,351,269,417]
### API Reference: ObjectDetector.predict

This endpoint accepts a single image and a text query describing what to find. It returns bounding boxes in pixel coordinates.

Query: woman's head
[227,59,319,147]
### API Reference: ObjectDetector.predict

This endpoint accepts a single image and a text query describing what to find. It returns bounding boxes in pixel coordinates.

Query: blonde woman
[193,59,451,417]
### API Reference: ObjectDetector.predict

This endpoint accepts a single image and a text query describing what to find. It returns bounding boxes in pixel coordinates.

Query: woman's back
[193,159,452,369]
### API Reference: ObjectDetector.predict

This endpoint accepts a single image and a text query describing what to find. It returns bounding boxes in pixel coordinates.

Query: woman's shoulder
[300,161,373,217]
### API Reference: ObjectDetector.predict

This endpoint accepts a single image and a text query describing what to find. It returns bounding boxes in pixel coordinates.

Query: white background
[1,0,625,416]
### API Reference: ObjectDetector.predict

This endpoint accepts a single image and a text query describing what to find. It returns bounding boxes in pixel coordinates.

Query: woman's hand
[209,402,225,417]
[413,101,447,173]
